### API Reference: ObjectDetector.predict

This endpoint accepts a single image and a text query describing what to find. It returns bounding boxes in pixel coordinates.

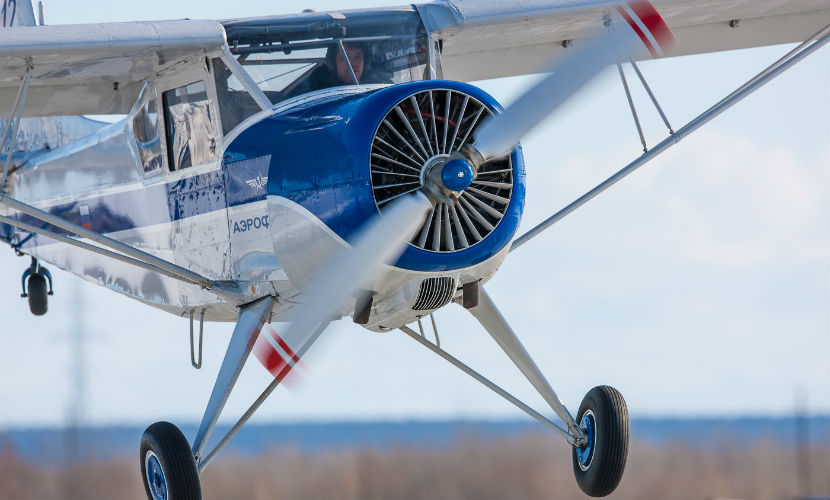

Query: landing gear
[139,296,278,500]
[572,386,629,497]
[20,257,53,316]
[140,422,201,500]
[402,287,629,497]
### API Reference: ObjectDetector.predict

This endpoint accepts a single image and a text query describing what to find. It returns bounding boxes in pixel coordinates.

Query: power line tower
[63,278,87,498]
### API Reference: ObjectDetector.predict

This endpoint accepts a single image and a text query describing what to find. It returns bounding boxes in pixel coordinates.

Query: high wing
[0,1,825,117]
[0,20,226,116]
[418,0,830,81]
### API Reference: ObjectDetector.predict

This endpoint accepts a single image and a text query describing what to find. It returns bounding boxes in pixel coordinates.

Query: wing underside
[418,0,830,81]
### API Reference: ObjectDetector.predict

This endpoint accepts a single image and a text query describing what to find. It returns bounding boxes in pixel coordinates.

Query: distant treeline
[0,431,827,499]
[1,416,827,465]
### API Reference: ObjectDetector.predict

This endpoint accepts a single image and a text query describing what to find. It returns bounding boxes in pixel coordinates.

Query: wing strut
[0,193,242,300]
[616,63,647,152]
[510,23,830,253]
[0,61,32,190]
[628,58,674,134]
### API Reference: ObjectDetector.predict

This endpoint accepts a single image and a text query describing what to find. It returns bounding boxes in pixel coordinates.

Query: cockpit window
[222,9,438,105]
[212,58,260,135]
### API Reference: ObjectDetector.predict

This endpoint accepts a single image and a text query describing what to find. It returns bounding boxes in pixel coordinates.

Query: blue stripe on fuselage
[4,159,270,248]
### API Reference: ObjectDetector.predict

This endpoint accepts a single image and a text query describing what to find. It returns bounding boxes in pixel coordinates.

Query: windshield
[221,9,438,105]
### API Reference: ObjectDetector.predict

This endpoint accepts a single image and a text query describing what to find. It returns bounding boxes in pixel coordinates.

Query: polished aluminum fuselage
[1,84,509,326]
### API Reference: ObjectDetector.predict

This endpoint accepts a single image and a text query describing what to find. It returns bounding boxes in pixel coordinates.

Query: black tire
[571,385,629,497]
[27,273,48,316]
[140,422,201,500]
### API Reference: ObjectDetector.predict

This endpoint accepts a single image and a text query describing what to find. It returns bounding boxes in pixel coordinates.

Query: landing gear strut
[139,296,277,500]
[402,287,629,497]
[469,289,629,497]
[20,257,53,316]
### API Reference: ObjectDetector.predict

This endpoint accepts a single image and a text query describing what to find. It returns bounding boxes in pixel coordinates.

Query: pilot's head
[334,43,365,84]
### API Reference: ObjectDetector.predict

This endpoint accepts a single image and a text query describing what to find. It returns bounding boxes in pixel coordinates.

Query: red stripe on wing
[622,1,676,55]
[616,5,658,58]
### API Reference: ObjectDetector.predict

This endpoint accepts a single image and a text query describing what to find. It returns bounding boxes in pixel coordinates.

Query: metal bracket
[417,313,441,348]
[352,289,373,325]
[190,308,205,369]
[19,256,53,297]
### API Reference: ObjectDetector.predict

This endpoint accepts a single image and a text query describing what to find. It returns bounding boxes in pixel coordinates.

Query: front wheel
[571,385,629,497]
[140,422,201,500]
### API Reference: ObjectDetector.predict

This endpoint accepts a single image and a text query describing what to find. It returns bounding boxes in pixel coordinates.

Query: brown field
[0,434,827,499]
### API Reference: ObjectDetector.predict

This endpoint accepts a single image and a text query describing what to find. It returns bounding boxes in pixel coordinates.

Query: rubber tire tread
[27,273,48,316]
[140,421,201,500]
[571,385,629,497]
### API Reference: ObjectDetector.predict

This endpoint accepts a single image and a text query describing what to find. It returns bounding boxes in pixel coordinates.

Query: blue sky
[0,0,827,428]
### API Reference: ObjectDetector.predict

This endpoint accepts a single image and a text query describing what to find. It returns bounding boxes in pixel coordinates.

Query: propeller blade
[254,191,433,380]
[470,1,674,162]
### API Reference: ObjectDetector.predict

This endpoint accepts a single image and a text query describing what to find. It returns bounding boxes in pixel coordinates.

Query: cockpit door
[156,64,233,283]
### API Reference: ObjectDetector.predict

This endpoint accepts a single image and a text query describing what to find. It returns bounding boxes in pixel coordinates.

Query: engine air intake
[370,89,514,253]
[412,276,456,311]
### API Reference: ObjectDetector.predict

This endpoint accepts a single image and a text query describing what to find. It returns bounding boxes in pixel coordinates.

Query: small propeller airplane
[0,0,827,498]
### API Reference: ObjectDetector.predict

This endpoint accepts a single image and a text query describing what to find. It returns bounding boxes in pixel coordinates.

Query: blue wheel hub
[145,451,168,500]
[575,411,596,470]
[440,158,474,192]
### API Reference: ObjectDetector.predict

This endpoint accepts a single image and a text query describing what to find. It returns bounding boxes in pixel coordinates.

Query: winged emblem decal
[245,173,268,191]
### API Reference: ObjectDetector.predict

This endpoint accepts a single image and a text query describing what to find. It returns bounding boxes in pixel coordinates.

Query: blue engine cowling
[224,80,526,273]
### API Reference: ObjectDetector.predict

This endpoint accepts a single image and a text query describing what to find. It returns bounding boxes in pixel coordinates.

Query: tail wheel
[140,422,201,500]
[571,385,629,497]
[27,273,48,316]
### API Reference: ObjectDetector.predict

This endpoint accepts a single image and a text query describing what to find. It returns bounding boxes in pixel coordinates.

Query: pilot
[304,42,366,89]
[334,43,365,84]
[285,42,390,99]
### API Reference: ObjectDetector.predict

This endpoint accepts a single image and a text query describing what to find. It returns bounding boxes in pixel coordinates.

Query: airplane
[0,0,827,498]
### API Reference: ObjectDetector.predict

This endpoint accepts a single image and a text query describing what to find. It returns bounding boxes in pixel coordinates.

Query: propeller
[253,191,433,380]
[254,0,674,381]
[460,0,674,166]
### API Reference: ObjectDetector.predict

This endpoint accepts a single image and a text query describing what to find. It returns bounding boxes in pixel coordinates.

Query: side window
[212,58,260,135]
[130,84,163,174]
[162,81,219,171]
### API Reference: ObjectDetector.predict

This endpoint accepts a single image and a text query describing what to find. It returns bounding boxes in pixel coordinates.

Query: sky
[0,0,827,430]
